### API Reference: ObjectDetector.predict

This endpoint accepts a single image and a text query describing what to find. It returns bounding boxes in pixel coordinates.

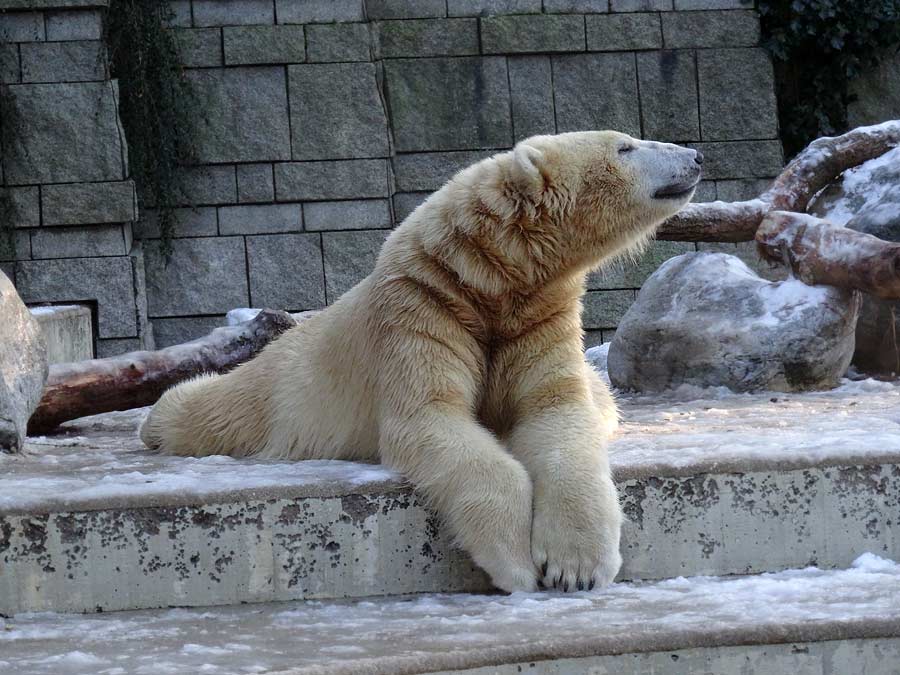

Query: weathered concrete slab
[30,304,93,364]
[1,559,899,674]
[1,381,898,614]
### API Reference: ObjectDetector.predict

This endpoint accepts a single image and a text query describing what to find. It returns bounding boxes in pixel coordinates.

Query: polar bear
[141,131,702,593]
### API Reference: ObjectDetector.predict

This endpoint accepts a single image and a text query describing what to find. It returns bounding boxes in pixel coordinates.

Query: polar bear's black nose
[693,150,704,165]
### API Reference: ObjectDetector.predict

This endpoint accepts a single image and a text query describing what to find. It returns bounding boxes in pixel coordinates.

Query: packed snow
[808,145,900,226]
[2,378,899,512]
[1,554,898,674]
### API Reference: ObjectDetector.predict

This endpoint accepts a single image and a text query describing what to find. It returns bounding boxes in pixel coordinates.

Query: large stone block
[303,199,392,231]
[1,81,125,185]
[662,10,759,49]
[687,140,783,179]
[186,67,291,163]
[674,0,753,8]
[481,14,586,54]
[95,338,143,359]
[192,0,274,27]
[20,41,106,83]
[610,0,670,10]
[218,203,303,235]
[698,47,778,142]
[134,207,219,239]
[715,178,770,202]
[392,150,492,191]
[0,43,18,83]
[247,233,325,310]
[0,270,47,453]
[637,50,700,142]
[275,0,365,24]
[306,22,371,62]
[164,0,192,28]
[375,18,478,58]
[172,28,223,68]
[15,256,138,338]
[1,186,39,229]
[31,225,129,259]
[508,56,556,140]
[174,165,238,206]
[582,289,635,330]
[41,181,136,226]
[365,0,446,19]
[237,163,275,203]
[144,237,249,317]
[0,230,30,263]
[384,57,512,152]
[275,159,391,201]
[322,229,389,301]
[152,315,224,348]
[45,9,102,40]
[588,240,695,289]
[552,53,640,136]
[0,11,44,41]
[544,0,609,11]
[447,0,541,16]
[392,191,429,222]
[288,63,389,160]
[224,25,306,65]
[586,12,662,51]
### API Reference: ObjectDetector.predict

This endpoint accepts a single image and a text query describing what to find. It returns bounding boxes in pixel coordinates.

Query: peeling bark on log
[657,121,900,242]
[756,211,900,300]
[27,309,297,435]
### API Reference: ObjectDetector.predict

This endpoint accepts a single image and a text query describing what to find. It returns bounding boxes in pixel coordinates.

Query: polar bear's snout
[632,140,703,202]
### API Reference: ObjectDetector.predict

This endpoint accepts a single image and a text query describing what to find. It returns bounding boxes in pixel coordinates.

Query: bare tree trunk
[756,211,900,300]
[28,309,297,435]
[657,121,900,242]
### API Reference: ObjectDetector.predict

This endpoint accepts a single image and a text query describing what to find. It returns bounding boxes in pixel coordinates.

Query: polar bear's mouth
[654,179,701,200]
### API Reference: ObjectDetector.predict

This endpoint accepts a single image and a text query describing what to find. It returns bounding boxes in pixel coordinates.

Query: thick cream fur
[141,131,700,593]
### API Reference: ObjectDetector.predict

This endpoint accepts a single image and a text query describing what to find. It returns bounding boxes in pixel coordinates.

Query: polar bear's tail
[139,369,271,458]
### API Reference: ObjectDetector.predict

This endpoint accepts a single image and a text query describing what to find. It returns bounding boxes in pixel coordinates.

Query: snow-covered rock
[584,343,610,372]
[809,146,900,377]
[608,252,859,393]
[0,270,48,453]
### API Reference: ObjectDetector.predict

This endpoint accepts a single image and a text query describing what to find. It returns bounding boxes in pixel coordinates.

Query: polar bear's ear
[511,144,546,197]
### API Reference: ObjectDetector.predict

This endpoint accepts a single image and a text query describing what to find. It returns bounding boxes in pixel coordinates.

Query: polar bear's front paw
[531,484,623,592]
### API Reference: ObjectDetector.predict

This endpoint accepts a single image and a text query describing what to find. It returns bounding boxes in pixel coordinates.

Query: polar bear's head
[505,130,702,270]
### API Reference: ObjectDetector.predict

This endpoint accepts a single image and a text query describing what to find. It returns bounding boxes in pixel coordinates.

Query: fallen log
[657,120,900,242]
[27,309,297,435]
[756,211,900,300]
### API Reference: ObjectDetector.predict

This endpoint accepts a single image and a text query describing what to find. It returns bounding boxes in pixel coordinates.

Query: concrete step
[2,557,899,674]
[29,304,93,364]
[2,380,899,615]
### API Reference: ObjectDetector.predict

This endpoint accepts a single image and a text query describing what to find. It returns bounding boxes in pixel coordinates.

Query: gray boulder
[608,252,859,393]
[1,271,48,452]
[809,146,900,376]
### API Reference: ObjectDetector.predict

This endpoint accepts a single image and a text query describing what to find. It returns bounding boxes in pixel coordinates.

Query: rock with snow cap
[0,270,48,453]
[810,146,900,377]
[608,252,859,393]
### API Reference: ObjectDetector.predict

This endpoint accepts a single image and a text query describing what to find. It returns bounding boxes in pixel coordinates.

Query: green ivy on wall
[105,0,197,258]
[759,0,900,158]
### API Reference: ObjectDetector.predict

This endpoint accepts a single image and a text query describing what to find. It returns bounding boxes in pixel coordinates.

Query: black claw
[553,575,562,588]
[563,581,569,592]
[540,562,548,577]
[537,579,545,590]
[589,580,595,591]
[577,581,584,591]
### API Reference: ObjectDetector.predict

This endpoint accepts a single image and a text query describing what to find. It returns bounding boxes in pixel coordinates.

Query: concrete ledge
[30,304,93,364]
[1,382,898,614]
[2,559,899,674]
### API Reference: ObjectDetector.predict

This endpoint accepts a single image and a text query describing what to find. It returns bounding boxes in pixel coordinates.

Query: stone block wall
[0,0,149,357]
[2,0,783,352]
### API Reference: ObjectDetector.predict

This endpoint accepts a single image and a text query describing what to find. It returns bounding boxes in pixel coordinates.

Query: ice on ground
[1,556,898,675]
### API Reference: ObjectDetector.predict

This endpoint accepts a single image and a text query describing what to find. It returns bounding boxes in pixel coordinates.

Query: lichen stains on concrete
[621,481,646,528]
[340,493,379,525]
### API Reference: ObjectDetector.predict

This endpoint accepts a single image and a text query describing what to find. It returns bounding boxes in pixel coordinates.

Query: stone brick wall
[0,0,149,357]
[2,0,783,353]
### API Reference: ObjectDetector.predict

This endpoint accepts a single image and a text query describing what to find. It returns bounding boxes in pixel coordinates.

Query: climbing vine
[105,0,197,257]
[759,0,900,158]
